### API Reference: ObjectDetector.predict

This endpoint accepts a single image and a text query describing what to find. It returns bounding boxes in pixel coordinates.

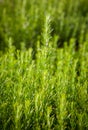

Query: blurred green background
[0,0,88,51]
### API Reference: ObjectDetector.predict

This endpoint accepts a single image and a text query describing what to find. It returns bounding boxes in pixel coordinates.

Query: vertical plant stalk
[41,14,52,47]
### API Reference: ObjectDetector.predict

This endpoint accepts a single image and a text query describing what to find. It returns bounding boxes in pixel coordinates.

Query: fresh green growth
[0,13,88,130]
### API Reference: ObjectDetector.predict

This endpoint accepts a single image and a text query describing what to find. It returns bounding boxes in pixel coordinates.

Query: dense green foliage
[0,14,88,129]
[0,0,88,130]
